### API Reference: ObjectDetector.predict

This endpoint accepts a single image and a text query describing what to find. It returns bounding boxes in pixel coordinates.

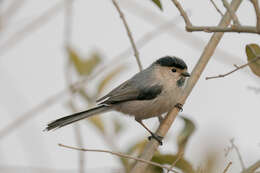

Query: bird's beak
[181,72,190,77]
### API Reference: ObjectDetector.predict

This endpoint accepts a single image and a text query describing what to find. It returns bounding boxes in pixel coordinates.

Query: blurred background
[0,0,259,172]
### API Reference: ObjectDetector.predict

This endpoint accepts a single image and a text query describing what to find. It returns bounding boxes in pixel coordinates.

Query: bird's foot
[175,103,183,112]
[148,133,163,145]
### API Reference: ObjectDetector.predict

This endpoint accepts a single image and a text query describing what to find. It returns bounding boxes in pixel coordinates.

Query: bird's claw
[175,103,183,112]
[148,133,163,145]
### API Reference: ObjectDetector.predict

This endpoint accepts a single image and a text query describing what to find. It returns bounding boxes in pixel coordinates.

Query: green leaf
[151,153,195,173]
[88,116,105,134]
[151,0,163,10]
[127,139,147,155]
[245,44,260,77]
[67,47,101,76]
[113,118,124,135]
[97,65,125,95]
[177,116,196,153]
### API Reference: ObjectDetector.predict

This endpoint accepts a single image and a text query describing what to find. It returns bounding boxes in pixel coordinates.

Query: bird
[45,56,190,145]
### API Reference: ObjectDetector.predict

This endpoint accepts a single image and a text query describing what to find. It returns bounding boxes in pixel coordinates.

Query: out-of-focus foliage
[97,65,125,96]
[67,48,125,137]
[246,44,260,77]
[150,0,163,10]
[177,116,196,154]
[67,47,101,76]
[88,116,105,134]
[122,116,196,173]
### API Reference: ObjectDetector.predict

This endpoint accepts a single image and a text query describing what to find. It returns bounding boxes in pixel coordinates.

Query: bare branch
[250,0,260,32]
[171,0,192,28]
[111,0,143,71]
[222,0,240,25]
[171,0,259,34]
[130,0,243,172]
[242,160,260,173]
[59,143,179,173]
[186,25,259,34]
[205,55,260,80]
[167,152,184,173]
[230,139,246,171]
[223,162,232,173]
[210,0,224,16]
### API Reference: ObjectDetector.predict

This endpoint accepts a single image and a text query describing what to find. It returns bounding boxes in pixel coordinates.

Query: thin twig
[210,0,224,16]
[171,0,260,34]
[250,0,260,32]
[205,55,260,80]
[222,0,240,25]
[230,139,246,171]
[59,143,179,173]
[130,0,243,172]
[223,162,232,173]
[167,152,184,173]
[111,0,143,71]
[242,160,260,173]
[171,0,192,28]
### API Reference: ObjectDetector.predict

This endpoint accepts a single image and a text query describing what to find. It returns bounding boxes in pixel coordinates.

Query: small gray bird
[45,56,190,145]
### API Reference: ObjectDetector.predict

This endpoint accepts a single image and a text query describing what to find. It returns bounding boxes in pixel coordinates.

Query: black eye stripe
[171,68,176,72]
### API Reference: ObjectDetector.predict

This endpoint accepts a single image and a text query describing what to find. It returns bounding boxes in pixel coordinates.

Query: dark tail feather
[45,105,110,131]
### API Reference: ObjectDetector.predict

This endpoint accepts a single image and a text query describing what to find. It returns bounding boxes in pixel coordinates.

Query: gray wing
[97,67,163,105]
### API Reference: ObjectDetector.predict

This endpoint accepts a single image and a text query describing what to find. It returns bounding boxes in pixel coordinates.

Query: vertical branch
[250,0,260,32]
[130,0,243,172]
[210,0,224,16]
[64,1,86,173]
[222,0,240,25]
[111,0,143,71]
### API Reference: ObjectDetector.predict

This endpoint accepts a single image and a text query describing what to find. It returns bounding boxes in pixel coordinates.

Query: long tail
[45,105,110,131]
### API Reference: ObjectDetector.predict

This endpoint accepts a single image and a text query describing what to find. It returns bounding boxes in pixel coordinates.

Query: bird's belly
[114,95,176,120]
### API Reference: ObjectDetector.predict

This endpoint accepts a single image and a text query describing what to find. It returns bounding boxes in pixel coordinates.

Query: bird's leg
[158,115,164,123]
[175,103,183,112]
[135,118,163,145]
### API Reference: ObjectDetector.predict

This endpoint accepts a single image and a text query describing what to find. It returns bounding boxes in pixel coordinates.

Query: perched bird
[45,56,190,145]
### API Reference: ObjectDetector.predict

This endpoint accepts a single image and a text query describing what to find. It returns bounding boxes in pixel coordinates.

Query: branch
[111,0,143,71]
[171,0,259,34]
[205,55,260,80]
[242,160,260,173]
[171,0,192,28]
[130,0,243,172]
[223,162,232,173]
[59,143,179,173]
[210,0,224,16]
[250,0,260,32]
[186,25,258,34]
[222,0,240,25]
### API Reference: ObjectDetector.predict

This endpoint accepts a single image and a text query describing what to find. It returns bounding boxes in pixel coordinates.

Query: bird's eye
[171,68,177,73]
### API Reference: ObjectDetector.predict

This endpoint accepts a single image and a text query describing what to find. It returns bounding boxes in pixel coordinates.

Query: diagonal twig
[111,0,143,71]
[171,0,192,28]
[223,162,232,173]
[222,0,240,25]
[250,0,260,32]
[210,0,224,16]
[205,55,260,80]
[59,143,179,173]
